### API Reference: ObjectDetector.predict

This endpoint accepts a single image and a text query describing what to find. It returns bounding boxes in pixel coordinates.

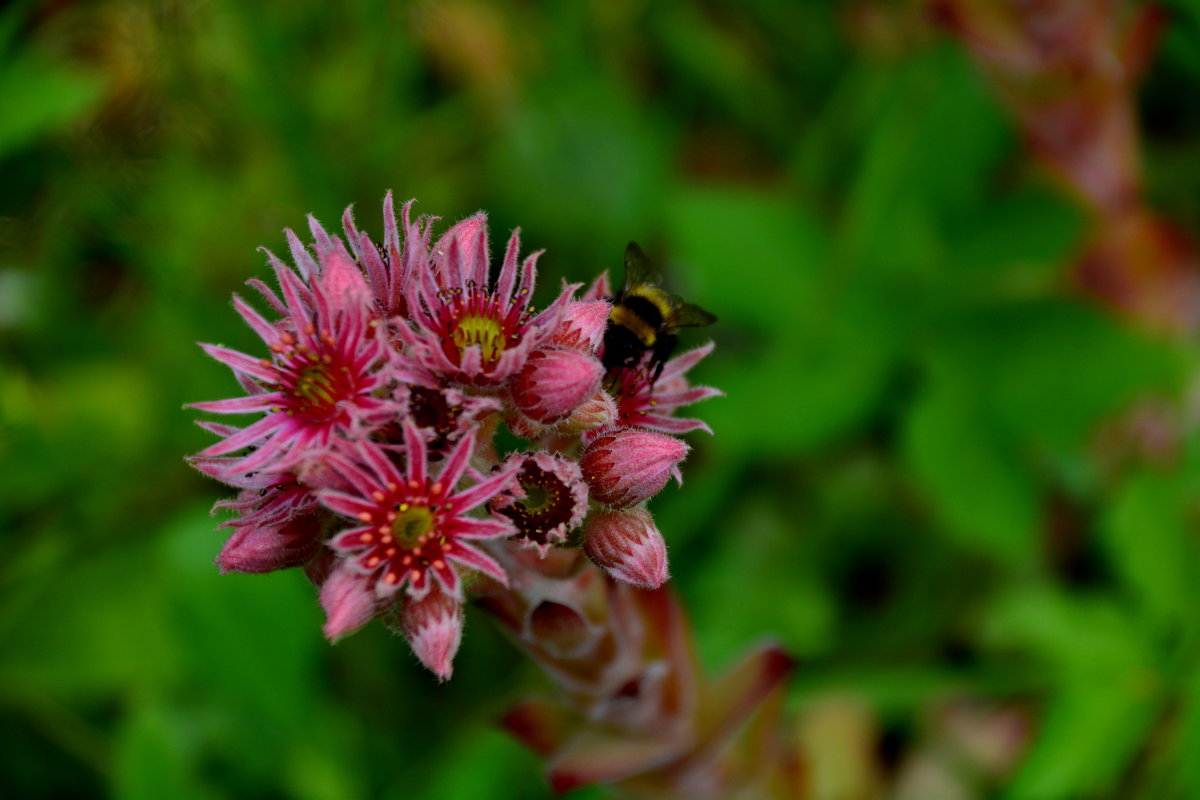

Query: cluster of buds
[189,194,718,680]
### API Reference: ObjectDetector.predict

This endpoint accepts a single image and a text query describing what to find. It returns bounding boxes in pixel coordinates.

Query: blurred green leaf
[903,361,1041,565]
[841,45,1009,273]
[1178,664,1200,797]
[1102,469,1198,631]
[283,720,369,800]
[0,537,178,696]
[666,185,828,324]
[686,498,835,667]
[161,507,324,736]
[418,726,554,800]
[1005,678,1163,800]
[0,56,102,157]
[669,186,895,454]
[113,703,214,800]
[982,303,1180,456]
[948,188,1082,277]
[987,589,1164,798]
[491,75,671,250]
[985,588,1150,676]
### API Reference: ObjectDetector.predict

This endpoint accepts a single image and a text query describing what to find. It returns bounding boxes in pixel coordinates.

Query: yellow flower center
[392,504,435,545]
[291,364,338,414]
[451,314,506,363]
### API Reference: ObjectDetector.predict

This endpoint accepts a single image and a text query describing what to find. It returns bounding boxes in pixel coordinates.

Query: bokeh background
[5,1,1200,798]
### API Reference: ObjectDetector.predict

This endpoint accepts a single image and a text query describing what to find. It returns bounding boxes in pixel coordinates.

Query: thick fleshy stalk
[477,550,796,798]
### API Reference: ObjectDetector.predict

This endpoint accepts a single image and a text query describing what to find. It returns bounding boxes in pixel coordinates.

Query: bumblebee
[602,242,717,382]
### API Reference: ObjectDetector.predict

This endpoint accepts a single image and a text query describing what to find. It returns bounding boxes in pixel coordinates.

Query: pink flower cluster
[190,194,718,680]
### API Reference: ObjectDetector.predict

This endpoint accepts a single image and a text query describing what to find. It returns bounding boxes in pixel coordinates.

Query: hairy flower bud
[319,563,387,642]
[582,507,669,589]
[511,347,605,424]
[397,588,464,681]
[216,513,324,574]
[580,429,688,509]
[557,389,618,434]
[550,300,610,353]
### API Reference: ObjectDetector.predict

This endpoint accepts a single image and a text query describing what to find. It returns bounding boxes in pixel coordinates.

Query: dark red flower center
[493,461,575,546]
[269,330,361,423]
[408,386,463,453]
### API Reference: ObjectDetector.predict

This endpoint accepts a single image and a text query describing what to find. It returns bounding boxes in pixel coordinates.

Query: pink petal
[189,394,279,414]
[199,343,276,382]
[447,542,507,585]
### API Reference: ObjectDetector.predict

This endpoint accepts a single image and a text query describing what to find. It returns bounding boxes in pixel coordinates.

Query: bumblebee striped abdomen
[609,289,670,346]
[600,242,717,378]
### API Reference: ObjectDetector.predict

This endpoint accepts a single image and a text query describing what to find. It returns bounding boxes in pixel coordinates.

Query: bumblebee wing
[665,299,718,328]
[623,242,661,290]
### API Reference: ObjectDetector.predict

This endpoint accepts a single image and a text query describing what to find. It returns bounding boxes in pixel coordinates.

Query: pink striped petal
[189,393,280,414]
[199,343,276,382]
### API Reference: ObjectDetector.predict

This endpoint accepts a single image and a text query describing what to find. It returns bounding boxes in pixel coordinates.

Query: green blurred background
[5,1,1200,798]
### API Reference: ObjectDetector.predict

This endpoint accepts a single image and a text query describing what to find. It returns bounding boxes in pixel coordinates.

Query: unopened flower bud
[580,429,688,509]
[216,513,324,574]
[317,250,370,310]
[558,389,618,434]
[398,589,464,682]
[550,300,610,353]
[582,507,669,589]
[511,347,604,424]
[503,407,546,441]
[320,563,386,642]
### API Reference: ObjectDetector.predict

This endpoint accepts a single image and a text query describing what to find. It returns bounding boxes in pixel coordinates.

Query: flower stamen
[452,314,507,363]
